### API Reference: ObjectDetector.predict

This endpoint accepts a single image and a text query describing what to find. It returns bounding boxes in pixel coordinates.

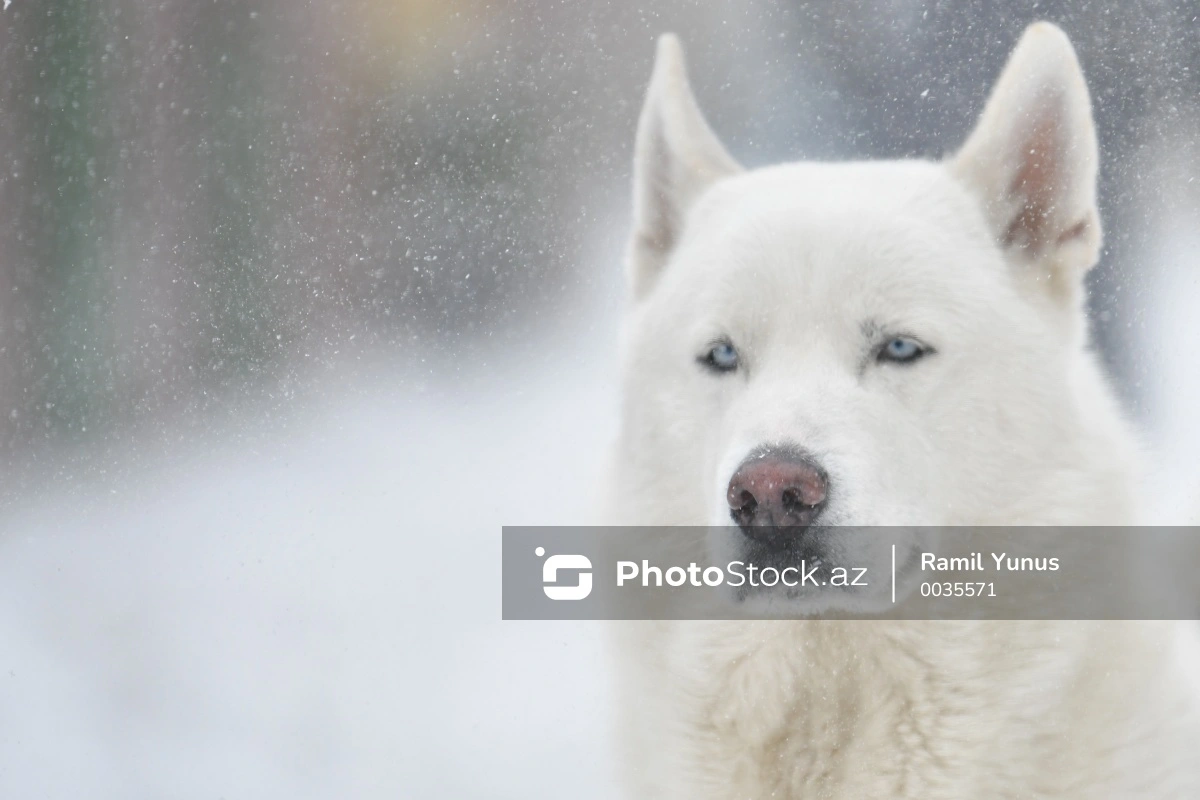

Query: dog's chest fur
[619,621,1190,799]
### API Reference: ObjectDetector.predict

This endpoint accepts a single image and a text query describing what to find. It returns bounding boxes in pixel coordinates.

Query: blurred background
[1,1,1199,797]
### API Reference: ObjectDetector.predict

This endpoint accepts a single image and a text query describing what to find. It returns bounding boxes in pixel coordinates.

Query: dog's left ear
[950,22,1100,301]
[628,35,741,300]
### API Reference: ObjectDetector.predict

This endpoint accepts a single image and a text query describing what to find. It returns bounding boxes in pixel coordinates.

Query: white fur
[607,23,1200,798]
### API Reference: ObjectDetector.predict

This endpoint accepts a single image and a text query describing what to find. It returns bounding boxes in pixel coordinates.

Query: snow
[0,339,621,799]
[1142,224,1200,523]
[0,199,1198,798]
[3,5,1200,797]
[2,253,1199,797]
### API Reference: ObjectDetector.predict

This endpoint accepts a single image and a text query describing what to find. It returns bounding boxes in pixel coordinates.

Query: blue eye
[702,341,740,373]
[878,336,927,364]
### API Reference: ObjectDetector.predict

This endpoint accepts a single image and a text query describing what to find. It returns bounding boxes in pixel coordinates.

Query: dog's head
[612,23,1138,607]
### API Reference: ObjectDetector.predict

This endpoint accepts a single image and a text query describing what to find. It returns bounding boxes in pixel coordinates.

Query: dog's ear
[628,34,740,299]
[949,22,1100,301]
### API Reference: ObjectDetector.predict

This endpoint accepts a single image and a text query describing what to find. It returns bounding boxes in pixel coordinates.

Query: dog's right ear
[628,34,740,300]
[949,22,1100,304]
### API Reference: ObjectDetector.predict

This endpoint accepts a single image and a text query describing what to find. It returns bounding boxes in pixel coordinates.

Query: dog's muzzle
[727,445,829,549]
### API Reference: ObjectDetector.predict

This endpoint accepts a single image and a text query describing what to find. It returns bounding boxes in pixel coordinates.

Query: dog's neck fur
[616,618,1196,799]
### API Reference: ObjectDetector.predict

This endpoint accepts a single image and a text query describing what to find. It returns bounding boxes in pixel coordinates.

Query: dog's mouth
[733,537,845,596]
[722,528,902,614]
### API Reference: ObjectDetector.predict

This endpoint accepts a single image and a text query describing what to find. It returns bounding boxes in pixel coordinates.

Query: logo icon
[536,546,593,600]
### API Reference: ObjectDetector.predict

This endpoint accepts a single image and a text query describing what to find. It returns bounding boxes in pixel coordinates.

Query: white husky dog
[606,22,1200,798]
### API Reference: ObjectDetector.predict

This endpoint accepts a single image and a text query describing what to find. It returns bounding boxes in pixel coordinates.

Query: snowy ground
[0,334,621,798]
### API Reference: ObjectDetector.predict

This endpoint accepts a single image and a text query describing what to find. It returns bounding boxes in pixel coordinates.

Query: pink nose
[727,448,828,547]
